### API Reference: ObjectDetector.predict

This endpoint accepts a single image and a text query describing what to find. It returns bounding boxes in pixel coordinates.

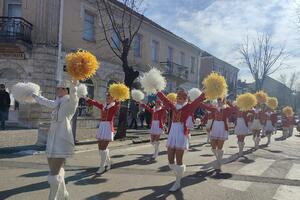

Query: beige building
[199,52,239,99]
[0,0,238,128]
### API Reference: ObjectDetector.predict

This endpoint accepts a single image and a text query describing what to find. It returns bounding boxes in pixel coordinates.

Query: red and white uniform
[232,107,250,135]
[157,92,205,150]
[250,108,264,131]
[263,111,277,132]
[201,104,235,140]
[141,103,167,135]
[86,99,120,141]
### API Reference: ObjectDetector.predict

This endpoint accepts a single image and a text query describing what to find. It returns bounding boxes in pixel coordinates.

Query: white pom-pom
[188,88,202,101]
[140,68,166,94]
[77,83,88,98]
[131,89,144,102]
[11,82,40,104]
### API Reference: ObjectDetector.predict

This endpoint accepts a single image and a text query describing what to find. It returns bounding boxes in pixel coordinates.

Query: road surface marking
[273,164,300,200]
[219,180,252,191]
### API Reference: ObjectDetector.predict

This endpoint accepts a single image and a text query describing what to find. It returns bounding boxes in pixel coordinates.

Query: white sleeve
[32,94,58,109]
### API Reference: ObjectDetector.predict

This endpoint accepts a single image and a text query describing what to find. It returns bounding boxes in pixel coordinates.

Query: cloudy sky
[144,0,300,82]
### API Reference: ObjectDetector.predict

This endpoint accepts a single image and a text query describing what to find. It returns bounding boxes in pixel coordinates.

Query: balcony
[160,61,189,82]
[0,17,33,45]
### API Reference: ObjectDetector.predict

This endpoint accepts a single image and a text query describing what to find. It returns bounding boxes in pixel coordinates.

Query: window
[191,56,196,73]
[133,34,142,57]
[83,11,95,41]
[111,30,121,49]
[151,40,159,62]
[180,52,185,66]
[167,46,173,62]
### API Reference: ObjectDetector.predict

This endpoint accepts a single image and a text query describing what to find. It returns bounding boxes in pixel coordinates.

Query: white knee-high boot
[217,149,224,171]
[207,132,211,143]
[48,174,63,200]
[59,168,69,199]
[212,149,220,170]
[255,136,260,149]
[238,142,245,156]
[152,141,160,159]
[106,149,111,170]
[97,150,108,174]
[267,134,271,145]
[169,165,186,192]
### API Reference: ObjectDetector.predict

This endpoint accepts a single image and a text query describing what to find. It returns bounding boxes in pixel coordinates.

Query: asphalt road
[0,129,300,200]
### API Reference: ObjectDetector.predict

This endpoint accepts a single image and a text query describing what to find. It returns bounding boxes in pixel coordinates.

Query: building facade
[199,52,239,99]
[0,0,239,127]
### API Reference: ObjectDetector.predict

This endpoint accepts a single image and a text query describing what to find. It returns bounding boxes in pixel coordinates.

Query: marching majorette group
[10,50,298,199]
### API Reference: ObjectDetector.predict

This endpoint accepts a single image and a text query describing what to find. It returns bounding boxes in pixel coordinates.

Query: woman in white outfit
[263,108,276,145]
[33,80,78,200]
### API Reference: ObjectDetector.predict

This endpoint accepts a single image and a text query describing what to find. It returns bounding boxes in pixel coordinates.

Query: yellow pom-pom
[202,72,228,100]
[266,97,278,110]
[254,90,268,104]
[167,93,177,104]
[236,93,257,111]
[108,83,129,101]
[283,106,294,117]
[65,50,99,81]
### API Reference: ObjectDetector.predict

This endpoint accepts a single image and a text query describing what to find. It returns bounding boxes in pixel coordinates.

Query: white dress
[186,116,194,129]
[33,84,78,158]
[150,120,163,135]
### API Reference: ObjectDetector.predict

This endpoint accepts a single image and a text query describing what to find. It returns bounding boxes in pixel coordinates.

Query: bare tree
[278,71,299,91]
[239,33,287,91]
[96,0,144,139]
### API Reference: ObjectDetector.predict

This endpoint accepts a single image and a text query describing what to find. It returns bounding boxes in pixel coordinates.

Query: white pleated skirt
[251,119,262,131]
[235,118,249,135]
[96,121,114,141]
[166,122,189,150]
[150,120,163,135]
[210,120,228,141]
[264,120,274,132]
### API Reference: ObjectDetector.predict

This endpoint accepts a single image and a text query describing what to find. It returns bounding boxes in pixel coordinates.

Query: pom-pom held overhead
[140,68,166,94]
[266,97,278,110]
[77,83,88,98]
[202,72,228,100]
[131,89,145,102]
[255,90,268,104]
[65,50,99,81]
[236,93,257,111]
[167,93,177,104]
[108,83,129,101]
[11,82,40,104]
[283,106,294,117]
[188,88,202,101]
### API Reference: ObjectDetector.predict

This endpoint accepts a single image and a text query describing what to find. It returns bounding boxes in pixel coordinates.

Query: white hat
[57,80,70,88]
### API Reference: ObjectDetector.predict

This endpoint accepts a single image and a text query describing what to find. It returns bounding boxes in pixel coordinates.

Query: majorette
[262,108,277,145]
[249,105,264,149]
[85,93,120,174]
[202,110,214,143]
[157,90,205,192]
[201,98,235,173]
[140,99,167,159]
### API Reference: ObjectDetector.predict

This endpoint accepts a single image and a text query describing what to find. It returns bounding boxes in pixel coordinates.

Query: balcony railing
[160,61,189,80]
[0,17,33,44]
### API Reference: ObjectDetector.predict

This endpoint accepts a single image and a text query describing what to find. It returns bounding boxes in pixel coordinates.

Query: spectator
[129,101,139,129]
[139,108,145,128]
[0,84,11,130]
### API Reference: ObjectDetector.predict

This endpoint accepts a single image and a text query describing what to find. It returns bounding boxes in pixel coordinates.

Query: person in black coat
[0,84,11,130]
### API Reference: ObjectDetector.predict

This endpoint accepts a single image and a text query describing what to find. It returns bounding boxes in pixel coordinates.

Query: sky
[143,0,300,83]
